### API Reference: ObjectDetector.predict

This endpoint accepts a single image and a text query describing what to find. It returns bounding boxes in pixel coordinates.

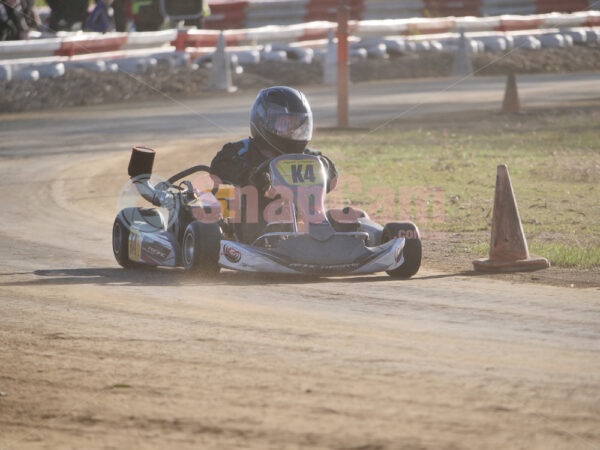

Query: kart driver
[210,86,337,193]
[209,86,339,242]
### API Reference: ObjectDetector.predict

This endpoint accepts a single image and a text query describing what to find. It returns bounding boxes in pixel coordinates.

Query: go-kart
[112,146,421,278]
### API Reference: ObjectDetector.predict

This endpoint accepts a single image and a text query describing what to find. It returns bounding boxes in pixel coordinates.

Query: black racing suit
[210,137,338,242]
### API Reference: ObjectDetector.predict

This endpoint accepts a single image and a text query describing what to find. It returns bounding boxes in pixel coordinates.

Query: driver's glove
[249,171,271,193]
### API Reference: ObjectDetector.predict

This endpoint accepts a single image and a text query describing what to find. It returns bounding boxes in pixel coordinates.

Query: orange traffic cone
[502,71,520,114]
[473,165,549,272]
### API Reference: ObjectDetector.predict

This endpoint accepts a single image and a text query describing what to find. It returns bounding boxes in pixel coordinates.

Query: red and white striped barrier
[2,10,599,71]
[174,10,600,50]
[205,0,600,29]
[0,30,177,60]
[30,0,600,30]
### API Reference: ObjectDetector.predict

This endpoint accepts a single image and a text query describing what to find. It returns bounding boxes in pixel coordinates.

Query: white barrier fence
[1,11,600,81]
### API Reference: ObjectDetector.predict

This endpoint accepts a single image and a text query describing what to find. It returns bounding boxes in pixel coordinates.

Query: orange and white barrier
[212,0,599,29]
[3,10,599,59]
[2,10,600,81]
[0,30,177,59]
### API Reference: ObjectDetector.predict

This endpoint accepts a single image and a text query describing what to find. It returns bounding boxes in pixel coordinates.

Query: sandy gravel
[1,81,599,449]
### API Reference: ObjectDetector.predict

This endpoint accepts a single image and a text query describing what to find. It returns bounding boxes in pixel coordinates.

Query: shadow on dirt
[0,266,483,288]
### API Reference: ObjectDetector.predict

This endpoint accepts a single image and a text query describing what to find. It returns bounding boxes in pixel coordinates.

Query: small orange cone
[502,71,520,114]
[473,165,549,272]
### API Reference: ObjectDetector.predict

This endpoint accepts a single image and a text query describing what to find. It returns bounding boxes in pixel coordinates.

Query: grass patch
[110,383,132,389]
[469,243,600,268]
[314,108,600,268]
[530,244,600,269]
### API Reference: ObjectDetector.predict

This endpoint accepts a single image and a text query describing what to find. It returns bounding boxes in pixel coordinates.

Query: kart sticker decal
[223,243,241,263]
[128,227,142,262]
[142,241,170,262]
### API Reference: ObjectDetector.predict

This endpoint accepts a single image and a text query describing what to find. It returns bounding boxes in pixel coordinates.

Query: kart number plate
[274,160,325,186]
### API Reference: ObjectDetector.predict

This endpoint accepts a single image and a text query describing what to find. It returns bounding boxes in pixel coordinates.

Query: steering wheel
[166,165,235,195]
[167,165,211,184]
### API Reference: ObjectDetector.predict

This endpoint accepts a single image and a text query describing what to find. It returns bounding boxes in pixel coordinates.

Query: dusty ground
[424,231,600,289]
[315,107,600,290]
[1,79,599,449]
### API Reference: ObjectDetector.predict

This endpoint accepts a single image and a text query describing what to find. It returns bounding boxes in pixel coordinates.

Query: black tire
[382,222,422,278]
[113,208,165,268]
[112,215,138,268]
[182,222,221,274]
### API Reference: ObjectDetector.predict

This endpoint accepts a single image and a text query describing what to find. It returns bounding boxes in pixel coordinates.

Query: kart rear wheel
[382,222,421,278]
[182,222,221,274]
[112,215,138,268]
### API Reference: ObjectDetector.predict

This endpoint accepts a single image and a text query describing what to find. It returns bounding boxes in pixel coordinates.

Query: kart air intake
[128,145,155,178]
[128,145,171,207]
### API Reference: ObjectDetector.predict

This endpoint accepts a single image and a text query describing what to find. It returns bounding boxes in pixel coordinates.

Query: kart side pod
[128,145,156,178]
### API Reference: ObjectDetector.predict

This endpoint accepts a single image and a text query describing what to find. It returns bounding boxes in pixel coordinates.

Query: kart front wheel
[182,222,221,274]
[382,222,422,278]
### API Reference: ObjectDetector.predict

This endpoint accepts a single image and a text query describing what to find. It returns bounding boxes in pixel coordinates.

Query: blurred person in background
[0,0,29,41]
[20,0,40,31]
[110,0,208,32]
[46,0,88,31]
[85,0,115,32]
[130,0,163,31]
[184,1,210,29]
[112,0,128,31]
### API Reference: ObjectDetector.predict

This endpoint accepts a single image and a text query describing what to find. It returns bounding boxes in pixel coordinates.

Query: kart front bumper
[218,233,406,276]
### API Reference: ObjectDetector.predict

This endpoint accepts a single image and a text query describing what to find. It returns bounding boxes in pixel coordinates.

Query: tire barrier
[64,59,107,72]
[115,56,158,74]
[14,68,40,81]
[0,63,12,81]
[35,62,66,78]
[4,9,600,82]
[3,25,598,82]
[4,10,599,60]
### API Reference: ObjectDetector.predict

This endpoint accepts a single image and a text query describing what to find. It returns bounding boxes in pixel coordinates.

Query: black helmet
[250,86,313,154]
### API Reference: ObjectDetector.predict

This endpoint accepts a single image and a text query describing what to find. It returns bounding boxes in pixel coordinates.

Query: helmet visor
[260,107,313,142]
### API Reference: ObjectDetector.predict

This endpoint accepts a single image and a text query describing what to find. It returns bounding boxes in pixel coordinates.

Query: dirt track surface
[1,76,600,449]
